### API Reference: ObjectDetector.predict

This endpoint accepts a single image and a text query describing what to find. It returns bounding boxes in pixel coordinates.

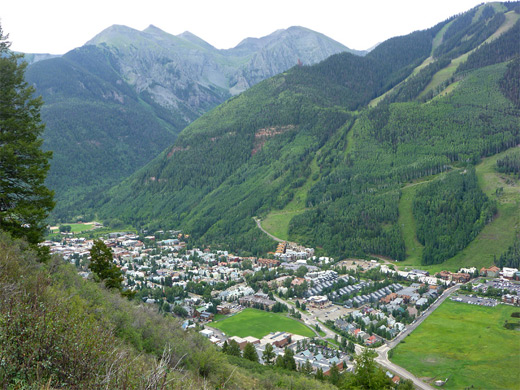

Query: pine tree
[262,343,275,365]
[222,340,229,354]
[243,342,258,362]
[283,348,297,371]
[227,340,241,357]
[0,25,54,252]
[89,240,123,290]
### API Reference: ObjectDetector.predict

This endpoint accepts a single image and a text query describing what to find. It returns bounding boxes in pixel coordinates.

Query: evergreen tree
[221,340,229,354]
[283,348,297,371]
[0,25,54,252]
[89,240,123,290]
[243,342,258,363]
[262,343,275,365]
[328,362,340,385]
[227,340,241,357]
[342,348,393,389]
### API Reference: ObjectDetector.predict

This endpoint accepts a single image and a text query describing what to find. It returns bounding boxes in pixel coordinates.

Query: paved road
[253,217,285,242]
[370,283,461,389]
[270,276,461,389]
[272,295,337,340]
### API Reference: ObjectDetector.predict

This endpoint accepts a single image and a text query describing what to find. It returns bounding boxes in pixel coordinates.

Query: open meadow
[211,308,315,339]
[390,299,520,389]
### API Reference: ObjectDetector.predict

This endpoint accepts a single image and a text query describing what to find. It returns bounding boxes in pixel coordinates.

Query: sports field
[211,308,315,339]
[391,299,520,389]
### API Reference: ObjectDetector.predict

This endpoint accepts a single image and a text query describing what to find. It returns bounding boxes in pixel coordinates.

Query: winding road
[253,217,285,242]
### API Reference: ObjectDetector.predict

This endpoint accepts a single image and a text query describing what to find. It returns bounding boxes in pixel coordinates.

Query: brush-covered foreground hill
[100,3,520,264]
[25,26,354,220]
[0,232,341,389]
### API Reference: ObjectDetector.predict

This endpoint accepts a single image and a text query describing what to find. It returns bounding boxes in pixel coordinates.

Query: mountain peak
[143,24,167,35]
[177,31,216,51]
[85,24,141,46]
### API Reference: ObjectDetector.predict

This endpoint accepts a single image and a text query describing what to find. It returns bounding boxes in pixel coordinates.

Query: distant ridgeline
[26,26,355,219]
[93,3,518,264]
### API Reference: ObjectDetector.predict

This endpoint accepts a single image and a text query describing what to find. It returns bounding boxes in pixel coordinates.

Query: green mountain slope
[26,25,356,220]
[26,46,184,220]
[100,3,520,263]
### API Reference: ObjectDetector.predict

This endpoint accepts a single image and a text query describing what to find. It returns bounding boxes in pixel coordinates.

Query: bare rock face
[84,24,358,110]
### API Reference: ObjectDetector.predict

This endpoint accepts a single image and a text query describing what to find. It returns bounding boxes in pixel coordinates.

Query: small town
[42,224,520,384]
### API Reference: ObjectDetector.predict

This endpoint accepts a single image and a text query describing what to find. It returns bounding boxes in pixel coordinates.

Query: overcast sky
[2,0,490,54]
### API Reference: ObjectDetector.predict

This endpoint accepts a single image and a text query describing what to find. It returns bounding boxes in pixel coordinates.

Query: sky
[2,0,491,54]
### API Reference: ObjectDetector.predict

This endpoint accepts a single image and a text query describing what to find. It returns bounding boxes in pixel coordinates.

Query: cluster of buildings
[438,270,472,284]
[335,305,403,344]
[239,292,276,310]
[480,266,520,280]
[304,270,340,297]
[210,331,352,375]
[342,283,404,308]
[273,242,315,261]
[43,232,253,294]
[334,283,442,342]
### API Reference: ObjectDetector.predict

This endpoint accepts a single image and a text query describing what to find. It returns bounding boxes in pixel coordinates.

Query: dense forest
[495,237,520,268]
[496,150,520,176]
[413,169,496,265]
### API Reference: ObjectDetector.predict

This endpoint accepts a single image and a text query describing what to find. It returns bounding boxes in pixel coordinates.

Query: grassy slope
[397,183,425,265]
[211,308,315,339]
[397,148,520,272]
[391,300,520,390]
[260,157,320,241]
[419,11,520,100]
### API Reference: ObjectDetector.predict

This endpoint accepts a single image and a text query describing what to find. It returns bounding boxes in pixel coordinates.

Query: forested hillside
[26,26,353,220]
[98,3,520,264]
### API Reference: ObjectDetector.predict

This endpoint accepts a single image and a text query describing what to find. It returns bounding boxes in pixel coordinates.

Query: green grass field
[211,308,315,339]
[391,300,520,389]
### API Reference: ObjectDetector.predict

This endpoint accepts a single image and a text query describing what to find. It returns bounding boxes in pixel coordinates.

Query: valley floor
[390,299,520,389]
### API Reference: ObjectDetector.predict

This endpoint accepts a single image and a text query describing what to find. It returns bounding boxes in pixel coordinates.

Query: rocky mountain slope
[26,25,355,219]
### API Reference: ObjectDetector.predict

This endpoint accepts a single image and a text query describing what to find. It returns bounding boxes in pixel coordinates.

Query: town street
[369,283,461,390]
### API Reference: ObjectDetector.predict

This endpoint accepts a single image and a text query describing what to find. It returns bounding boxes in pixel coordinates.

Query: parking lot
[450,294,498,307]
[308,303,354,322]
[487,279,520,294]
[334,259,381,272]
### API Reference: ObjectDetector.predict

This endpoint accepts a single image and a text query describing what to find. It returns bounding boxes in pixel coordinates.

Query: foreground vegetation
[0,233,341,389]
[211,308,316,339]
[391,299,520,389]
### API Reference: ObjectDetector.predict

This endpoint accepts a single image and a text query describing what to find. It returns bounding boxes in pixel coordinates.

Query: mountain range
[25,25,357,218]
[96,2,520,267]
[26,2,520,268]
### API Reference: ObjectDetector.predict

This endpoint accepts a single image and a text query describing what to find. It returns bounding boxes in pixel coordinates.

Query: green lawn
[391,300,520,389]
[211,308,315,339]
